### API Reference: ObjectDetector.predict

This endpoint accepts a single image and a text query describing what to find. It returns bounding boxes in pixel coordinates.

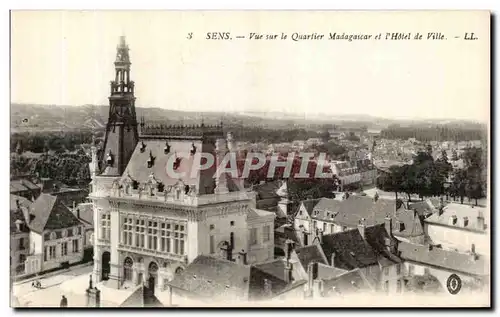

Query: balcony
[117,244,187,263]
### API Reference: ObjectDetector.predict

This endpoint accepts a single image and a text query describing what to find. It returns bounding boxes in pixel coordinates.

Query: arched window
[123,257,133,281]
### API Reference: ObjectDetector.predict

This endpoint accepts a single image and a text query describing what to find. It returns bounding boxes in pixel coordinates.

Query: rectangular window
[396,264,401,275]
[100,213,110,240]
[62,242,68,256]
[313,221,317,230]
[44,247,48,261]
[146,221,158,251]
[330,224,334,233]
[323,222,327,232]
[384,280,389,293]
[18,238,25,250]
[263,226,270,242]
[384,267,389,276]
[397,279,402,293]
[408,264,414,276]
[49,246,56,259]
[67,228,73,237]
[250,228,258,245]
[72,239,79,253]
[210,235,215,254]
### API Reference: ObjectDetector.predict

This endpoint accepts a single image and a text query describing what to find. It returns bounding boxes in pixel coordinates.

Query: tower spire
[100,36,139,176]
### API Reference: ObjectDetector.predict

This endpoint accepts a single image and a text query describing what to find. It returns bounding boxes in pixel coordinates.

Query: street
[12,264,93,307]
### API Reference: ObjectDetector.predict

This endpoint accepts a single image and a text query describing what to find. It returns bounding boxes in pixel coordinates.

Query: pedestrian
[60,295,68,308]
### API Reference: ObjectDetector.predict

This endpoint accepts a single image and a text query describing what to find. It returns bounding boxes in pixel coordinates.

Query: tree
[451,149,459,161]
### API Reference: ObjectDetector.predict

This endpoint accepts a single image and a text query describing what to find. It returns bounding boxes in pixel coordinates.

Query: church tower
[100,36,139,176]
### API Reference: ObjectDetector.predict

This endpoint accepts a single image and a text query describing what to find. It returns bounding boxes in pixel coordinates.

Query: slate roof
[320,229,379,270]
[75,202,94,227]
[316,263,348,280]
[253,258,302,283]
[294,244,328,269]
[119,285,164,307]
[425,203,488,232]
[29,193,82,233]
[121,139,219,195]
[322,268,375,296]
[392,209,425,238]
[398,241,489,276]
[248,208,275,220]
[168,255,289,301]
[10,179,40,193]
[312,196,398,228]
[364,224,402,266]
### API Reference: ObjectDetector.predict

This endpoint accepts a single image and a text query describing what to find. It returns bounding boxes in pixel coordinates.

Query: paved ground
[12,264,94,307]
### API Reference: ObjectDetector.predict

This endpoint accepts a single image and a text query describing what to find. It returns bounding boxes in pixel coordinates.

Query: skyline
[11,11,490,122]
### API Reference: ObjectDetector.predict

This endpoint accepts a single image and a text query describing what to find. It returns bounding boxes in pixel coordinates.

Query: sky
[11,11,490,122]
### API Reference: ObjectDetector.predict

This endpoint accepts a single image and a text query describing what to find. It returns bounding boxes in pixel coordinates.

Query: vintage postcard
[10,10,490,308]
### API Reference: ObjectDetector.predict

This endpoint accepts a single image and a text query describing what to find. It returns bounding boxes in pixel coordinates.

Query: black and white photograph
[9,10,490,308]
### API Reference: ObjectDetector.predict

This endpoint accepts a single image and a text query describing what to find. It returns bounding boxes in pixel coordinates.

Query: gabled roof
[398,242,489,276]
[294,244,328,270]
[322,269,375,296]
[298,199,321,218]
[320,229,379,270]
[311,196,399,228]
[75,203,94,227]
[29,193,82,233]
[168,255,289,302]
[247,208,275,220]
[119,285,164,307]
[425,203,488,232]
[316,263,348,280]
[364,224,402,265]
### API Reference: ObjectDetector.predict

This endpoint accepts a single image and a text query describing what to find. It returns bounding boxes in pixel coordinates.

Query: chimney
[284,260,293,284]
[357,218,366,239]
[384,216,392,235]
[428,244,433,251]
[470,244,477,261]
[384,237,393,253]
[284,239,294,261]
[477,211,485,230]
[237,249,247,265]
[330,252,336,267]
[307,262,319,293]
[76,208,80,220]
[312,280,324,298]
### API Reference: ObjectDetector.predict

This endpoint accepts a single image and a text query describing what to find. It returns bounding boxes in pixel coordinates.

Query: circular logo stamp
[446,274,462,295]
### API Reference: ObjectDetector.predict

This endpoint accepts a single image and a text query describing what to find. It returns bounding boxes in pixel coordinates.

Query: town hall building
[89,36,275,291]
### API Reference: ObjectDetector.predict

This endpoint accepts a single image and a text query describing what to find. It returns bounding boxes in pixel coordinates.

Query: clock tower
[100,36,139,176]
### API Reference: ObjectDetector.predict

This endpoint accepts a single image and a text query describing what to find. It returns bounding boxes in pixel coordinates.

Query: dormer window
[184,185,190,195]
[50,232,57,240]
[190,143,197,156]
[147,151,156,168]
[164,142,171,154]
[106,150,114,166]
[463,217,469,227]
[157,182,165,193]
[173,157,182,170]
[140,141,147,153]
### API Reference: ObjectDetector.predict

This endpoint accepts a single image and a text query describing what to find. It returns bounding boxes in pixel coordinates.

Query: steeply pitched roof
[398,241,489,276]
[316,263,348,280]
[75,202,94,226]
[29,193,82,233]
[119,285,164,307]
[311,196,398,228]
[168,255,289,302]
[320,229,379,270]
[121,139,218,196]
[294,244,328,269]
[425,203,488,232]
[364,224,402,265]
[322,268,375,296]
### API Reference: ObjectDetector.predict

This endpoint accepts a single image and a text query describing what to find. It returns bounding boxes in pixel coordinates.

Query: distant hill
[10,103,485,133]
